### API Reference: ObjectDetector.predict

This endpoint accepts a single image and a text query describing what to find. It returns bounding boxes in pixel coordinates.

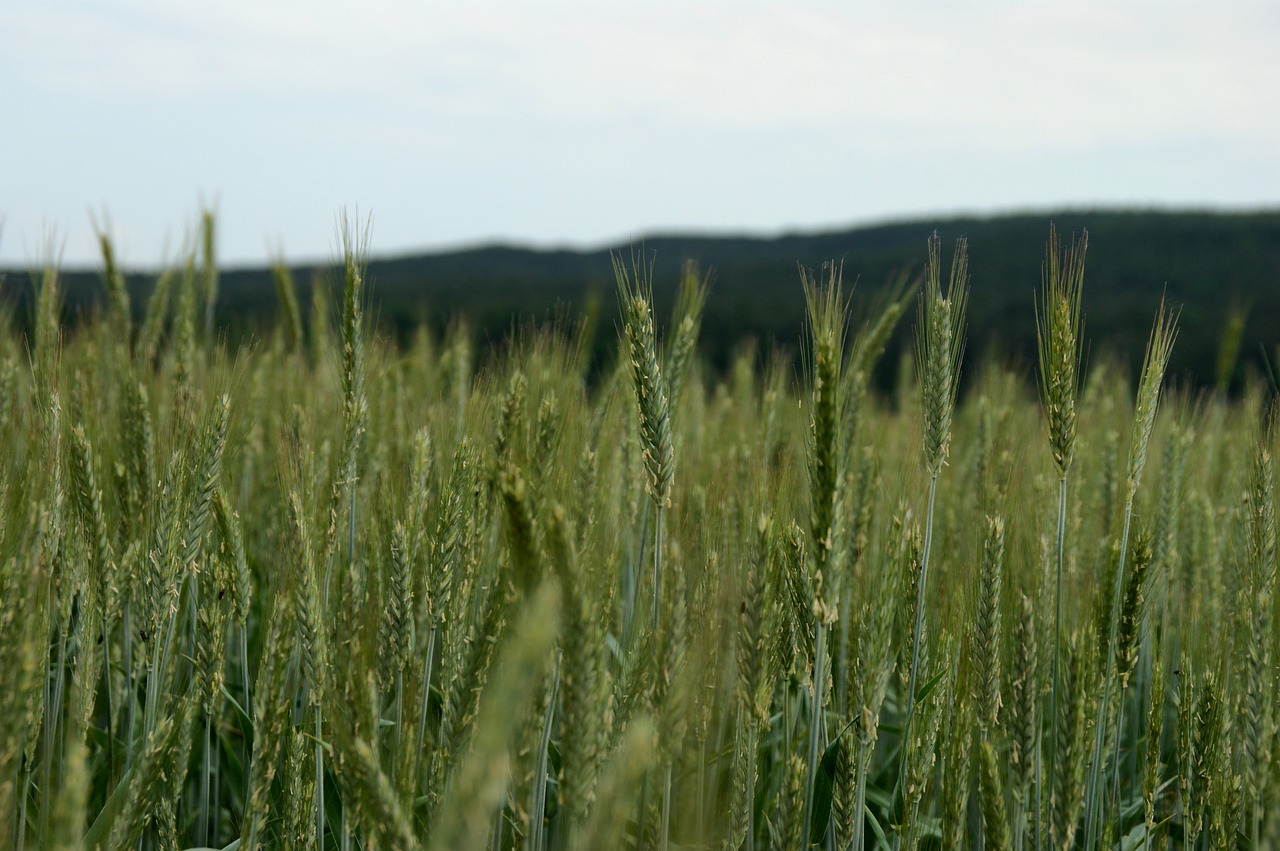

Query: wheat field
[0,218,1276,851]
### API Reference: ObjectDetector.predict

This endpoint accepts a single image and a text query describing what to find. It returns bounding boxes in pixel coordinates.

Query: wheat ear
[614,252,674,635]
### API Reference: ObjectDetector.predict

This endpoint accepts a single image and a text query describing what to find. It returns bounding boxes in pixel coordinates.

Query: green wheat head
[917,234,969,476]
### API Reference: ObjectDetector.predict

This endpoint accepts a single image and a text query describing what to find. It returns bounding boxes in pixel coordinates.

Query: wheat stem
[1048,473,1067,837]
[803,619,829,845]
[653,507,664,635]
[896,470,939,846]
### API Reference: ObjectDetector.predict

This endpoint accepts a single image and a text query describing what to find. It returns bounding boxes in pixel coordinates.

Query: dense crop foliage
[0,218,1277,851]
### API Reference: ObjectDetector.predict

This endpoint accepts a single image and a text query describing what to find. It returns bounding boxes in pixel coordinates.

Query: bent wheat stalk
[1083,300,1177,851]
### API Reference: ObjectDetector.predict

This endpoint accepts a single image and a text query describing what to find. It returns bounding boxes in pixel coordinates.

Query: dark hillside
[5,209,1278,389]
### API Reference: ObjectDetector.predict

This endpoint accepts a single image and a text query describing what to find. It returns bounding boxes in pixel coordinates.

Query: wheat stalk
[800,262,847,840]
[898,235,967,846]
[1038,227,1087,840]
[614,251,675,649]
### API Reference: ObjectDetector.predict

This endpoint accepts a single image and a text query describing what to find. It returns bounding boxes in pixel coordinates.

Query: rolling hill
[4,208,1279,391]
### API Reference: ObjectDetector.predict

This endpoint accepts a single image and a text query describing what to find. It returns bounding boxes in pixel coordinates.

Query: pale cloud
[9,1,1276,136]
[1,0,1277,265]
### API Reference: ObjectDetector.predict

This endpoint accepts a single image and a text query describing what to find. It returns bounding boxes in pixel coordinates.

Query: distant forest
[3,209,1279,393]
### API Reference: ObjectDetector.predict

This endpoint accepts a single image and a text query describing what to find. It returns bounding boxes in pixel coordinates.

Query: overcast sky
[2,0,1278,268]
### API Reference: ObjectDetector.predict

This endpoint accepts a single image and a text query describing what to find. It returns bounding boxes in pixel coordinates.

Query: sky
[2,0,1278,269]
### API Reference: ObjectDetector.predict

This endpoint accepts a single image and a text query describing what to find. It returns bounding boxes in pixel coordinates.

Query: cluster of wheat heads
[0,219,1277,851]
